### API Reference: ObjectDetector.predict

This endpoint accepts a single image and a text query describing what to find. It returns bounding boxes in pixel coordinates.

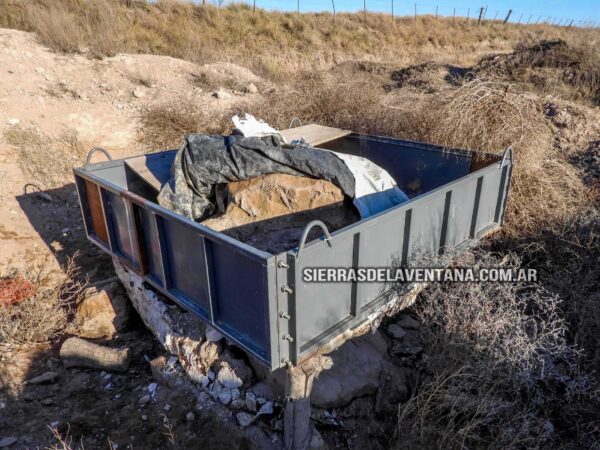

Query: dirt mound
[472,39,600,104]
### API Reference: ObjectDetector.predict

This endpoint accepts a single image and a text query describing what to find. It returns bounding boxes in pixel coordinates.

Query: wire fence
[202,0,600,28]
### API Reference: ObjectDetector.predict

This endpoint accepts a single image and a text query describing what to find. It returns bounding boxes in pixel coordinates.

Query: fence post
[467,8,470,22]
[435,5,438,20]
[414,3,417,22]
[391,0,394,21]
[453,8,455,23]
[491,10,498,24]
[517,13,523,24]
[568,19,573,27]
[253,0,256,13]
[332,0,335,24]
[297,0,299,15]
[363,0,366,22]
[503,9,512,24]
[526,14,532,24]
[478,7,484,24]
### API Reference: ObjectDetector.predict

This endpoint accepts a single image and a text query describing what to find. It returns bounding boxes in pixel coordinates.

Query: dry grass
[1,0,599,77]
[0,255,84,345]
[395,253,597,449]
[137,101,233,151]
[3,125,86,188]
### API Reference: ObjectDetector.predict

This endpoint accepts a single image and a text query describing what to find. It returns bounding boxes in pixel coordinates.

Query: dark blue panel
[104,190,134,261]
[211,242,269,359]
[137,207,163,283]
[160,218,210,316]
[320,136,475,198]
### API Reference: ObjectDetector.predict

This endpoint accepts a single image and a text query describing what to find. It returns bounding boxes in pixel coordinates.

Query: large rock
[75,281,130,339]
[202,174,359,254]
[311,331,389,408]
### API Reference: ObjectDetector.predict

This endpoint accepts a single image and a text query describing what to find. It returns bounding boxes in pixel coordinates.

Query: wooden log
[60,337,130,372]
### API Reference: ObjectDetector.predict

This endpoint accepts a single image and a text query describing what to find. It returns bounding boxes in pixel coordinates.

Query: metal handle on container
[500,147,513,166]
[86,147,113,165]
[288,118,302,129]
[296,220,333,260]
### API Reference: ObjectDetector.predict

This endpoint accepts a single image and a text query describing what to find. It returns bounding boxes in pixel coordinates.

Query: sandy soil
[0,28,261,278]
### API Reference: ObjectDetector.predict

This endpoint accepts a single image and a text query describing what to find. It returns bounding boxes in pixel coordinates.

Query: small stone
[236,412,254,428]
[245,392,257,412]
[246,83,258,94]
[212,89,232,100]
[40,398,54,406]
[387,323,406,339]
[257,401,273,416]
[309,429,325,449]
[26,371,58,385]
[185,412,195,422]
[230,398,245,410]
[141,415,148,421]
[0,437,17,448]
[5,118,19,126]
[114,393,122,400]
[205,325,224,342]
[132,87,146,99]
[396,315,420,330]
[217,365,243,389]
[164,403,172,412]
[543,420,555,434]
[231,388,240,401]
[148,382,157,394]
[138,395,150,406]
[218,389,232,405]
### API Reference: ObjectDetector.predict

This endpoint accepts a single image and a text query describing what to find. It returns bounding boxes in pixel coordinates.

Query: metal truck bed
[73,129,512,369]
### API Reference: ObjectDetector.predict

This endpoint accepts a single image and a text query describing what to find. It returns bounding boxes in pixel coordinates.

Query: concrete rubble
[113,259,423,449]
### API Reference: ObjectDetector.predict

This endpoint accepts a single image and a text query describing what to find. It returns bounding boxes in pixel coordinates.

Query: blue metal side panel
[103,190,135,262]
[137,207,163,284]
[211,242,271,360]
[159,217,211,318]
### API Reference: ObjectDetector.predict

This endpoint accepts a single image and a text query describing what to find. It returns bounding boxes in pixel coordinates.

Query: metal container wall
[74,134,512,370]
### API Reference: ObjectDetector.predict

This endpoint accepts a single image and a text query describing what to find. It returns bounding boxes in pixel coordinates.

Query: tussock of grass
[0,255,84,345]
[137,101,233,151]
[4,125,85,188]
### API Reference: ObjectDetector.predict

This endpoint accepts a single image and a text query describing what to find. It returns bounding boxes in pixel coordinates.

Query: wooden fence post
[503,9,512,24]
[391,0,394,21]
[331,0,335,24]
[253,0,256,13]
[363,0,366,22]
[478,7,484,24]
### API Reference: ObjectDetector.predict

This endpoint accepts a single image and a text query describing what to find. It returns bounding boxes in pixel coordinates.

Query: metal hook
[86,147,113,165]
[288,118,302,129]
[296,220,333,260]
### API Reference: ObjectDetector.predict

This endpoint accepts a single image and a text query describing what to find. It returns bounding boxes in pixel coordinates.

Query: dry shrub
[3,125,85,188]
[396,253,596,449]
[384,79,589,234]
[137,101,234,151]
[0,256,84,345]
[502,207,600,371]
